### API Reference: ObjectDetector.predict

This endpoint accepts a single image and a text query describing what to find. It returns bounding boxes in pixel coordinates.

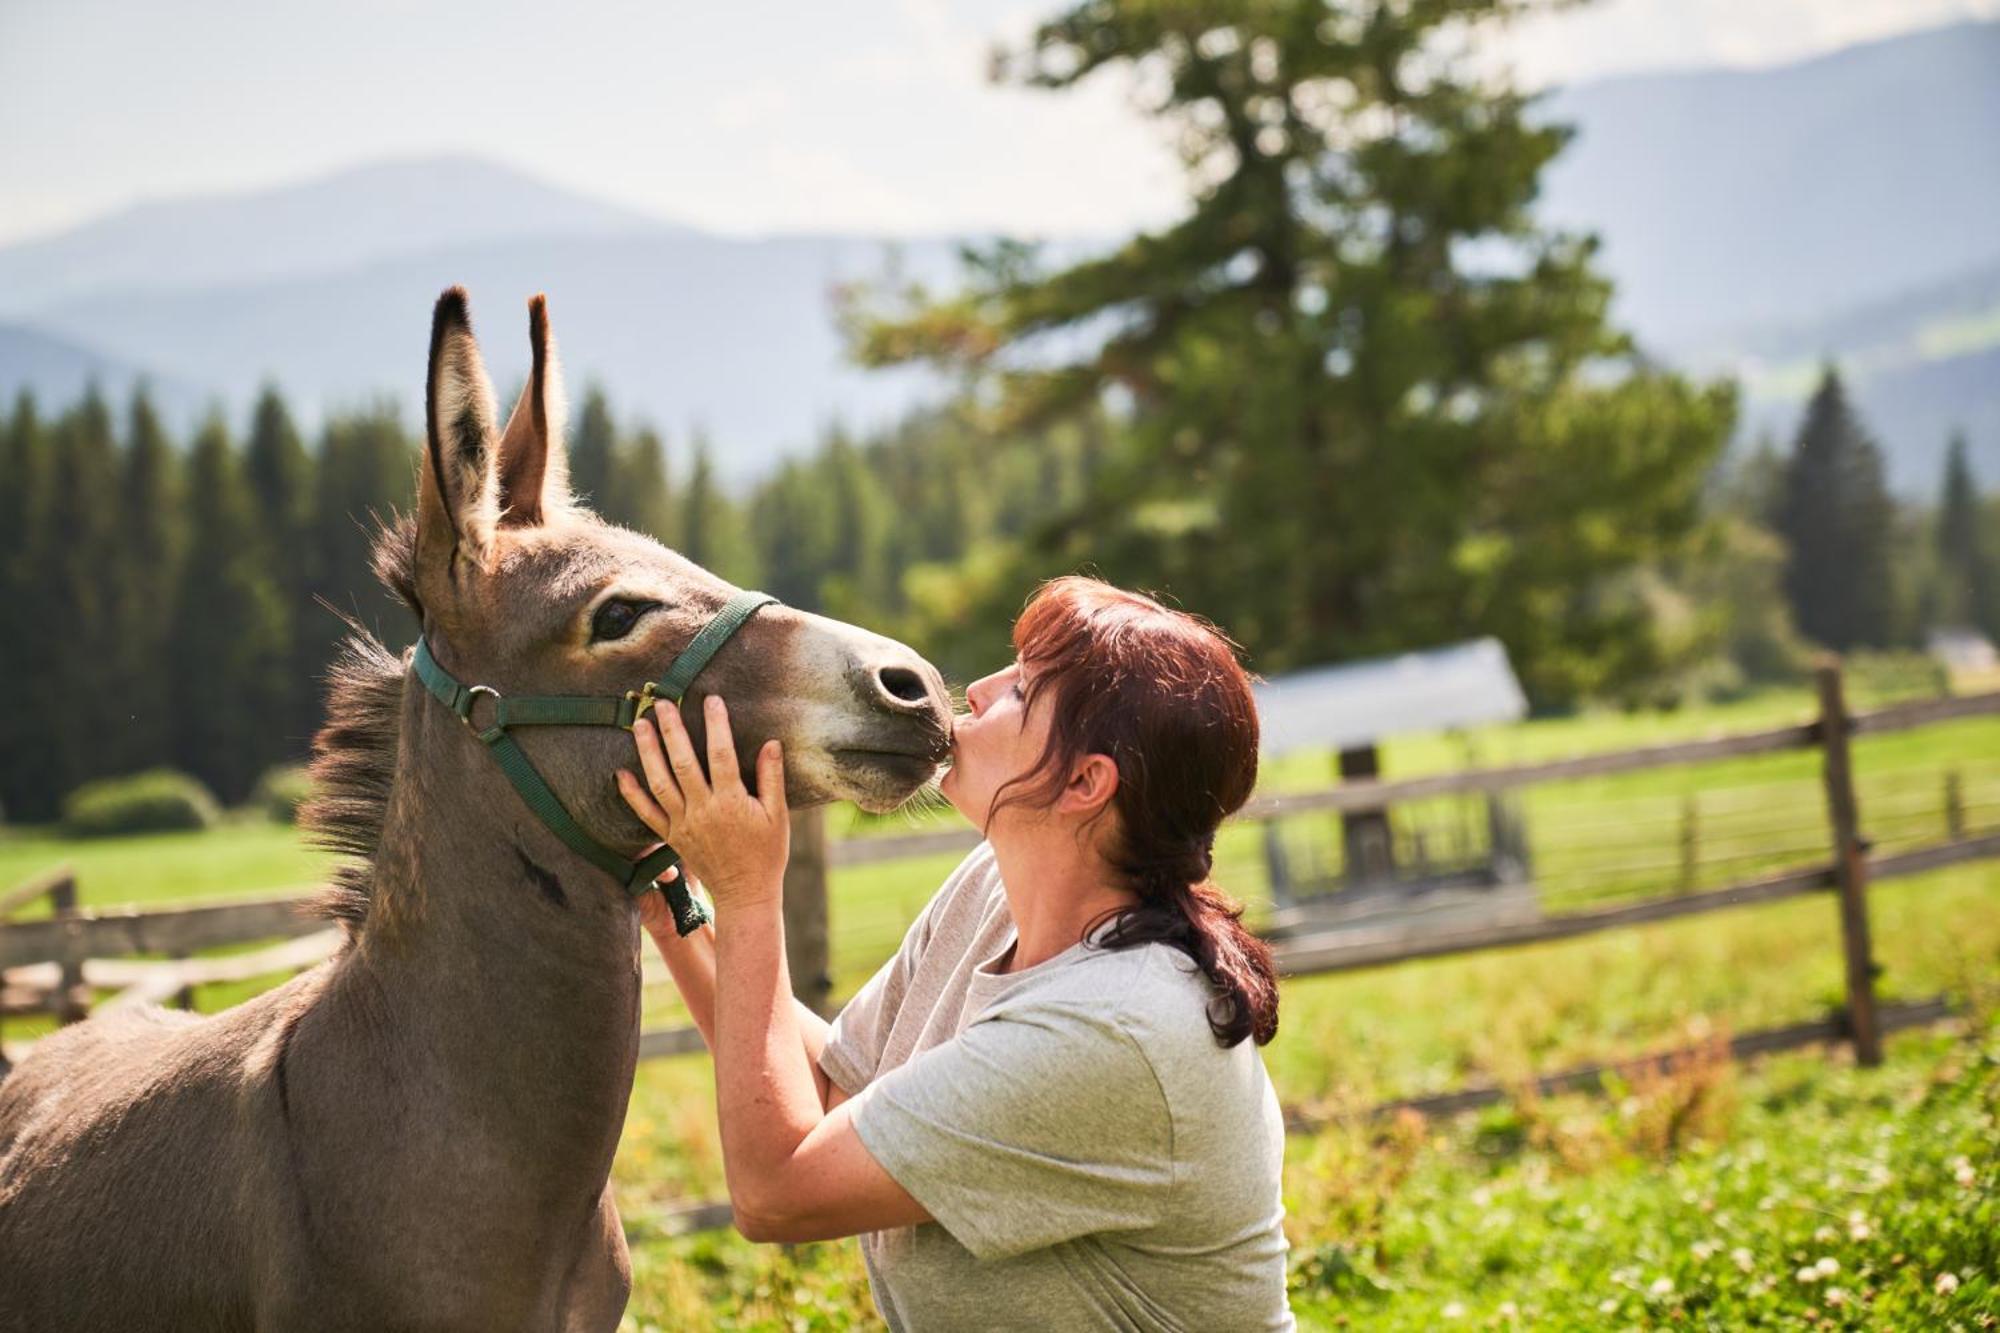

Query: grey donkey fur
[0,289,953,1331]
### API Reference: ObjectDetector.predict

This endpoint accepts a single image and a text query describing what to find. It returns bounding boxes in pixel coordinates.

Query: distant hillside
[19,231,958,481]
[0,157,672,314]
[1540,20,2000,351]
[0,324,202,420]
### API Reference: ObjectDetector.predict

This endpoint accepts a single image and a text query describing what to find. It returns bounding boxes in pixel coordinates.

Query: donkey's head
[408,287,952,838]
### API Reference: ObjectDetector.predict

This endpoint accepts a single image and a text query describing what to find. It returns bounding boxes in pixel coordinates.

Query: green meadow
[4,680,1997,1328]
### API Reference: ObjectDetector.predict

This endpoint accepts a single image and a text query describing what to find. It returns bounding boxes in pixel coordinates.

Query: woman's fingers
[703,695,742,793]
[656,701,709,799]
[632,718,685,819]
[617,768,675,835]
[756,739,787,821]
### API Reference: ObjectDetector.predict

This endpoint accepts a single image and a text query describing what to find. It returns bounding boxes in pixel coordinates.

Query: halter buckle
[625,682,661,729]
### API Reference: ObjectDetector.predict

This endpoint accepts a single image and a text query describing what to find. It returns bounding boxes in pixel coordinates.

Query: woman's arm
[622,702,927,1237]
[628,886,848,1113]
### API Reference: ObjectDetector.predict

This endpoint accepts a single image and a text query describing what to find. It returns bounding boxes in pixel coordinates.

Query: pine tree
[311,403,417,656]
[27,389,128,805]
[848,0,1735,703]
[679,434,760,586]
[243,385,315,751]
[750,459,837,610]
[820,429,894,616]
[113,386,186,773]
[0,393,58,820]
[568,386,617,515]
[1937,431,1996,639]
[169,415,291,802]
[608,425,676,541]
[1777,368,1900,651]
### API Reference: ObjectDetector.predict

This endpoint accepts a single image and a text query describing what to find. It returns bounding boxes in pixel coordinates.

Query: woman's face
[941,659,1049,828]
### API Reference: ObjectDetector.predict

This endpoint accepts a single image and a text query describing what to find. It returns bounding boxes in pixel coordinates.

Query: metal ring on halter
[458,684,504,738]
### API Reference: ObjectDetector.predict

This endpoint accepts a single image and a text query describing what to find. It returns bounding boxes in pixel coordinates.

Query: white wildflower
[1815,1257,1840,1278]
[1814,1225,1838,1244]
[1649,1277,1675,1297]
[1442,1301,1466,1320]
[1937,1272,1961,1295]
[1598,1298,1619,1315]
[1797,1266,1822,1284]
[1954,1157,1977,1187]
[1825,1287,1847,1307]
[1692,1239,1720,1261]
[1732,1247,1755,1273]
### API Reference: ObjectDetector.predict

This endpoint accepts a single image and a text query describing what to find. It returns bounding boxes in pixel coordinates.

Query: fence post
[1815,660,1882,1067]
[1678,795,1699,893]
[49,871,89,1026]
[783,807,833,1017]
[1944,769,1965,841]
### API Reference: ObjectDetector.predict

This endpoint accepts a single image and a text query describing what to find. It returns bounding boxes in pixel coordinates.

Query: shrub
[251,763,313,825]
[61,769,222,837]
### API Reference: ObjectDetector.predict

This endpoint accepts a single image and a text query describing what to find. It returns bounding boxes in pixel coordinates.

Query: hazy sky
[3,0,1995,246]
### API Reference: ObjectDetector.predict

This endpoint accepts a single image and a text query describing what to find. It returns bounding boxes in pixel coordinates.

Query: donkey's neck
[340,696,644,1165]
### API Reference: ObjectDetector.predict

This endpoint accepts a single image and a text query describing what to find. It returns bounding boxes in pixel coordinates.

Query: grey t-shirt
[820,843,1293,1333]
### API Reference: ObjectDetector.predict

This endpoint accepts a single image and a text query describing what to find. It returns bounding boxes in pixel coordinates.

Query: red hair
[995,576,1277,1047]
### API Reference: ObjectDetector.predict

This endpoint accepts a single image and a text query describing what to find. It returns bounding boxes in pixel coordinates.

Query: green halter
[411,590,778,935]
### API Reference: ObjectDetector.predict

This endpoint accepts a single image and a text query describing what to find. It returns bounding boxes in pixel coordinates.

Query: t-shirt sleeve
[848,999,1175,1262]
[818,843,993,1095]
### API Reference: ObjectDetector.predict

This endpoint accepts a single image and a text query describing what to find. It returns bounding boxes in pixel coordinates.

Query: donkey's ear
[494,293,571,527]
[418,286,502,574]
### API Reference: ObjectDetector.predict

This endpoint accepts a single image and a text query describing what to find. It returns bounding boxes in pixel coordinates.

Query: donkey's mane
[300,512,421,932]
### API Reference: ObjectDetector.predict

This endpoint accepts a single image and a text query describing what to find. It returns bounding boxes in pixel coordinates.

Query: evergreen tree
[849,0,1735,703]
[113,386,186,773]
[568,386,617,515]
[169,415,291,801]
[1937,430,1997,638]
[750,459,838,610]
[25,389,127,806]
[608,425,676,541]
[243,385,316,750]
[820,429,894,615]
[311,403,416,656]
[1777,368,1899,651]
[0,394,58,820]
[679,434,760,586]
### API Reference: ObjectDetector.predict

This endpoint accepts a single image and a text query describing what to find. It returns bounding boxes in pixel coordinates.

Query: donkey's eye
[590,599,659,643]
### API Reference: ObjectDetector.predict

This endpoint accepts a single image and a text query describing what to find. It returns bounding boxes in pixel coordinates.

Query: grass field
[4,679,1998,1328]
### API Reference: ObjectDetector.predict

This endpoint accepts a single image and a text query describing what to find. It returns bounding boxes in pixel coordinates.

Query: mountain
[21,231,957,482]
[1539,20,2000,352]
[1726,258,2000,492]
[0,157,671,314]
[0,324,203,421]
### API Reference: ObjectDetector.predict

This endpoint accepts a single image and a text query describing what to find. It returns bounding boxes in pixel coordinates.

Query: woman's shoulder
[998,941,1226,1055]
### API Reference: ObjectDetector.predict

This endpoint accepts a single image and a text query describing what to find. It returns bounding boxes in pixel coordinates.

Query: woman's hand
[618,694,789,911]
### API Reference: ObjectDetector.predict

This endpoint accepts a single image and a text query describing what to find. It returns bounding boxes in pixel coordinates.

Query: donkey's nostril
[877,666,929,705]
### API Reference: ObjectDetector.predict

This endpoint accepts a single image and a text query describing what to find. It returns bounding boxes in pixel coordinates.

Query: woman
[617,576,1292,1331]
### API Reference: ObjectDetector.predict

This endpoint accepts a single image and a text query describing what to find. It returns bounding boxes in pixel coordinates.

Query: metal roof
[1253,637,1528,757]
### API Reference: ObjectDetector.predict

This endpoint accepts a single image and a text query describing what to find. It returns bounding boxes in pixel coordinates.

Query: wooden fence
[5,662,1999,1234]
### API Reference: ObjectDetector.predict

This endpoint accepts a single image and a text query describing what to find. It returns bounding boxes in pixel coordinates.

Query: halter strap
[411,589,778,934]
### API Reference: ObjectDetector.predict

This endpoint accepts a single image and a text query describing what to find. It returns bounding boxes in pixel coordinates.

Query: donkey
[0,288,954,1331]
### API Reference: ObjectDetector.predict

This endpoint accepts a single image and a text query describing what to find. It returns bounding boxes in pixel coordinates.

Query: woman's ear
[1060,753,1120,818]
